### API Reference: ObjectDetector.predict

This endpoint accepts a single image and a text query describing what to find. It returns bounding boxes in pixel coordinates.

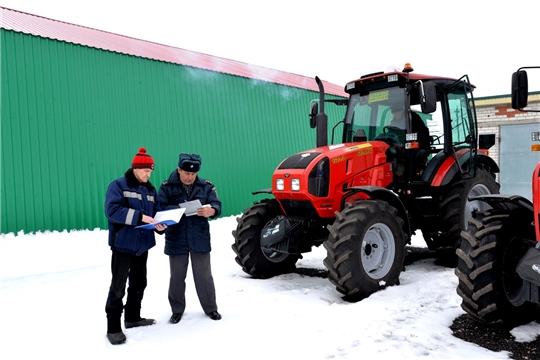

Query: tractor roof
[345,70,475,94]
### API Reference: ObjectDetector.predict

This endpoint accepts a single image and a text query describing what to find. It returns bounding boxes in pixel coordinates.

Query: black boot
[125,318,156,328]
[169,313,183,324]
[107,332,126,345]
[124,306,155,328]
[107,317,126,345]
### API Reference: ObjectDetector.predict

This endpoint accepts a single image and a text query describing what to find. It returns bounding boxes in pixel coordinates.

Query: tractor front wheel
[324,200,406,302]
[232,199,300,278]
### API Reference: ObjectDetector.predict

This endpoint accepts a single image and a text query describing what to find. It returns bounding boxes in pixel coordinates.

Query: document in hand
[179,199,206,216]
[136,208,186,229]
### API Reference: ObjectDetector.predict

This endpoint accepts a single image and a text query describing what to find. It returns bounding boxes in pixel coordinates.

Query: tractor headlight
[291,178,300,191]
[276,178,284,191]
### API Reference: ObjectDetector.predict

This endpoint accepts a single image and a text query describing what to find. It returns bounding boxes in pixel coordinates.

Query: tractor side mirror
[420,82,437,114]
[309,101,319,128]
[511,70,528,109]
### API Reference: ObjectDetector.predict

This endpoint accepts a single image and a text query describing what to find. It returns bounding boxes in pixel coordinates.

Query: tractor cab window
[344,87,431,147]
[345,87,408,144]
[411,76,476,158]
[448,89,476,150]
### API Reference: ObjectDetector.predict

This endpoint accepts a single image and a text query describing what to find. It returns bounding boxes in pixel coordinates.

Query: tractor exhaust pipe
[315,76,328,148]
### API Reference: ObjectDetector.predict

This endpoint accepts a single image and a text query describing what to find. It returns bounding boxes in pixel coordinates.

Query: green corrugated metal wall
[1,29,346,234]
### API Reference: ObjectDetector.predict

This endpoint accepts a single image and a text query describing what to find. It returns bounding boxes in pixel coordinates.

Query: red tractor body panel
[272,141,393,219]
[534,161,540,242]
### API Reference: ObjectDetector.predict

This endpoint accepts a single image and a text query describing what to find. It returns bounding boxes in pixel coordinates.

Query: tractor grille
[279,200,318,217]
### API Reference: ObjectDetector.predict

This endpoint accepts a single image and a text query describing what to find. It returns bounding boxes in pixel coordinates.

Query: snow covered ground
[2,215,540,359]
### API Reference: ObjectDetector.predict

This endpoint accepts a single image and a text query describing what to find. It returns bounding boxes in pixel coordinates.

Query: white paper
[179,199,204,216]
[154,208,185,222]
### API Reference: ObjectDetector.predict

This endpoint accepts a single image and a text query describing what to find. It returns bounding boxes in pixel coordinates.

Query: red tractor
[232,64,500,301]
[455,67,540,326]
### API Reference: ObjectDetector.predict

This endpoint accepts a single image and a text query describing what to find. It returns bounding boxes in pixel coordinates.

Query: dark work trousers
[168,252,217,315]
[105,250,148,333]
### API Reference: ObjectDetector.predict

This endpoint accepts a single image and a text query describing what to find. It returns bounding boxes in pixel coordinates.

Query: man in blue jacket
[158,153,222,324]
[104,148,167,345]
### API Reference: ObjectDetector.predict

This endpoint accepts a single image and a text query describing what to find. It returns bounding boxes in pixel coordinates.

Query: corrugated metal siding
[1,30,346,233]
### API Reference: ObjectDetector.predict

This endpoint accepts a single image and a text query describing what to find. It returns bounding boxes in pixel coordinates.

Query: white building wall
[475,94,540,167]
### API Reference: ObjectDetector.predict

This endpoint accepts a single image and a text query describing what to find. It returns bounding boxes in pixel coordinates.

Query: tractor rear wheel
[423,167,499,250]
[232,199,300,278]
[323,200,406,302]
[455,209,538,326]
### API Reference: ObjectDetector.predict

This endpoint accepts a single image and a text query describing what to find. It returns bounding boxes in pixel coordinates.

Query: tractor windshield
[344,87,409,143]
[344,77,476,157]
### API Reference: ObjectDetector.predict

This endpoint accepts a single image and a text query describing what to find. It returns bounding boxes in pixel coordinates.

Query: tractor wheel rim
[464,183,492,228]
[361,223,396,279]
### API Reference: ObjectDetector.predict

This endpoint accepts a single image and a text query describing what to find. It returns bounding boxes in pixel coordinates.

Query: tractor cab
[341,64,480,184]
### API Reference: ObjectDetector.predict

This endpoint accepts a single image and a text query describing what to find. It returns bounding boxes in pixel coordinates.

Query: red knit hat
[132,147,155,170]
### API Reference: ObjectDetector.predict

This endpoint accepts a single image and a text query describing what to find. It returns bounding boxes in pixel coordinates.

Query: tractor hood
[272,141,393,218]
[276,142,387,170]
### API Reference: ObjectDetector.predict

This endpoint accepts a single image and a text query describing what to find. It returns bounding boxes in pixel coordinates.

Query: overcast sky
[2,0,539,98]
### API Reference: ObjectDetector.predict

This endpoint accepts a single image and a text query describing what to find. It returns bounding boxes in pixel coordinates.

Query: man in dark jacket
[158,153,222,324]
[104,148,167,345]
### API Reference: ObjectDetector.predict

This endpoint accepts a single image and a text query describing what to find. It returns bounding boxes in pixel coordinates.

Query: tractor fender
[341,186,412,242]
[469,194,533,213]
[476,153,500,175]
[430,151,500,187]
[469,193,538,250]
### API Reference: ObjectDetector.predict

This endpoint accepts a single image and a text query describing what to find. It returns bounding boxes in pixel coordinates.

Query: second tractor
[455,67,540,326]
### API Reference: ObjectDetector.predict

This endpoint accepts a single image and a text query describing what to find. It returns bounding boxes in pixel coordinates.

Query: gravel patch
[451,314,540,359]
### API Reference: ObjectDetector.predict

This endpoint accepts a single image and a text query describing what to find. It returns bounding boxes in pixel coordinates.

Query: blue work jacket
[105,169,161,256]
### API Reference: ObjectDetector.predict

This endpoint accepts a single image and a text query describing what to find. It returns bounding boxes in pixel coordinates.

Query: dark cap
[178,153,201,172]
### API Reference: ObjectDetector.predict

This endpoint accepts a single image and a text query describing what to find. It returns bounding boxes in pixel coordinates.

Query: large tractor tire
[323,200,406,302]
[232,199,300,278]
[455,209,538,326]
[424,167,500,250]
